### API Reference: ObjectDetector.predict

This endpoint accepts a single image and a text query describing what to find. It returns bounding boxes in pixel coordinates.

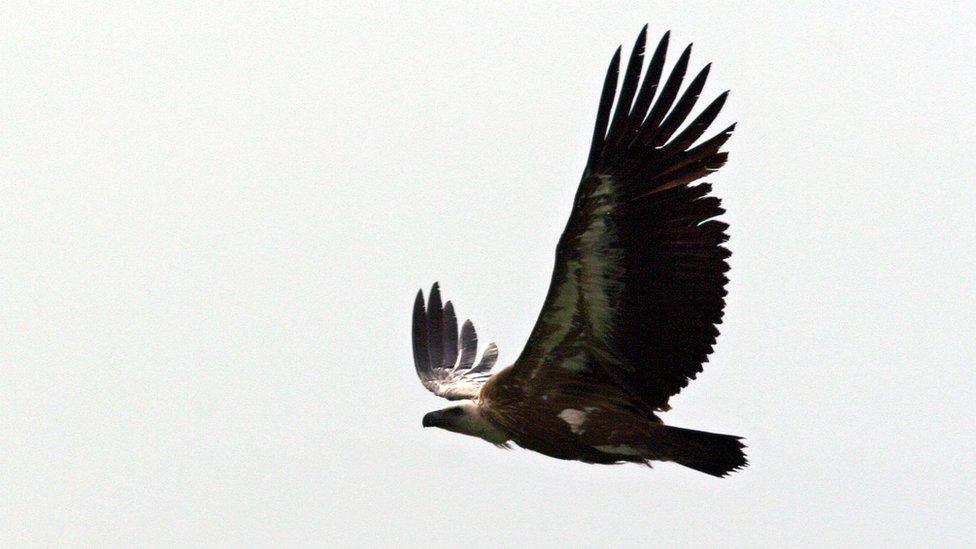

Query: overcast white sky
[2,2,974,547]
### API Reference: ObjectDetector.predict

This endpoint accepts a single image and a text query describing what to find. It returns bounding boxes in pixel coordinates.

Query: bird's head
[422,400,509,445]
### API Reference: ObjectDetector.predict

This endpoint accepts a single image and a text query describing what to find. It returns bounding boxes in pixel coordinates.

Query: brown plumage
[413,27,746,477]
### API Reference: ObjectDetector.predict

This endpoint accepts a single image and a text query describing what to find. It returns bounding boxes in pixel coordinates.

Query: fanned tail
[663,425,747,477]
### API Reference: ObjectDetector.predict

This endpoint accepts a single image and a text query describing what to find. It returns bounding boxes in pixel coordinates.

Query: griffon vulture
[411,27,746,477]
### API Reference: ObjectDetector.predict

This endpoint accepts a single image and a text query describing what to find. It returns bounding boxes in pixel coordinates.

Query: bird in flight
[411,26,745,477]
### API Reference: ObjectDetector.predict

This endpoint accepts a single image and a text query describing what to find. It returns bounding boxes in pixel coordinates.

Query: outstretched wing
[510,27,734,411]
[412,283,499,400]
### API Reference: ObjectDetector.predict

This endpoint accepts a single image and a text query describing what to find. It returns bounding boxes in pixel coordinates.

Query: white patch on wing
[558,409,587,435]
[521,176,624,382]
[594,444,645,456]
[542,260,581,352]
[578,176,624,343]
[424,379,484,401]
[559,352,588,372]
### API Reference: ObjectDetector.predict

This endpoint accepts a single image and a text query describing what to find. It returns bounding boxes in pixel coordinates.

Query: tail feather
[663,425,747,477]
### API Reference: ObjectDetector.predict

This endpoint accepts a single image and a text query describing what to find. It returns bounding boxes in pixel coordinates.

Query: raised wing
[511,27,734,411]
[412,283,499,400]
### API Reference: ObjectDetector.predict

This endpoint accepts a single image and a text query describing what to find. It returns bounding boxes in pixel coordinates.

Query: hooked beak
[422,411,440,428]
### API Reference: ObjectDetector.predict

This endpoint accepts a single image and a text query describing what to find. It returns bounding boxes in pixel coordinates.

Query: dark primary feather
[411,290,430,378]
[606,25,646,144]
[442,301,459,373]
[659,95,730,161]
[653,63,710,147]
[635,44,691,148]
[425,284,444,371]
[456,320,478,372]
[471,342,498,374]
[627,30,669,135]
[512,29,734,412]
[587,47,620,170]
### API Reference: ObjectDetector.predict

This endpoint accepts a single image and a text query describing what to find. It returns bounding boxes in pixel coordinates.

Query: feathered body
[412,27,746,477]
